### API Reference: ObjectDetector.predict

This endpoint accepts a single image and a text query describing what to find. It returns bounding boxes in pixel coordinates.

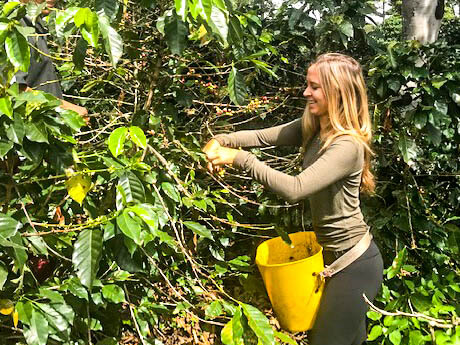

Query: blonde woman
[203,53,383,345]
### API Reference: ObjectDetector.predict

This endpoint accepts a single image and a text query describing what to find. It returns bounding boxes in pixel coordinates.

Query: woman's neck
[319,115,329,140]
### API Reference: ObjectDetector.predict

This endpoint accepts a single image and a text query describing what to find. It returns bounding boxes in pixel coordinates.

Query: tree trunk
[402,0,444,43]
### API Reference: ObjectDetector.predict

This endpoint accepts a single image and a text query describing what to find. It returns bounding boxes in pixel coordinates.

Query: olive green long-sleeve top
[214,118,369,251]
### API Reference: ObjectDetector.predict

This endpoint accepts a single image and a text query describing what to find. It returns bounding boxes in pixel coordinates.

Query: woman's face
[303,65,328,117]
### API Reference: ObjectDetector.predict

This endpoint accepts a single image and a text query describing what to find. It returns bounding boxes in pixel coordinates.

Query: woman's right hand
[202,139,221,173]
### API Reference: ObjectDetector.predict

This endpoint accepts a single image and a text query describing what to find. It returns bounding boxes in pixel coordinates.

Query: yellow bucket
[255,231,325,332]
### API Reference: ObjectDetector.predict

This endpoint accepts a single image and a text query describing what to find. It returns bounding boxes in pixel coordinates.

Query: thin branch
[363,294,458,329]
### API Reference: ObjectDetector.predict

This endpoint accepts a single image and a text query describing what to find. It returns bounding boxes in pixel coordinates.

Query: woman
[203,53,383,345]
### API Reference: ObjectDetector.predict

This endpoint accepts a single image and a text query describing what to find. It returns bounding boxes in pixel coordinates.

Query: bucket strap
[320,230,372,278]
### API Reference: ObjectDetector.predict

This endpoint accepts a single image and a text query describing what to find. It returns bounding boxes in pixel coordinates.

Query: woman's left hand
[206,146,240,167]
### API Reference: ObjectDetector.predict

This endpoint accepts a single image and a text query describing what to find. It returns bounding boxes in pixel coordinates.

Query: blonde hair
[301,53,375,194]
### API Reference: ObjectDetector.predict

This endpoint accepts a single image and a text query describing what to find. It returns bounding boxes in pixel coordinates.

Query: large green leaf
[208,5,228,45]
[221,308,244,345]
[228,65,247,105]
[164,13,188,55]
[0,140,13,158]
[99,16,123,66]
[72,229,103,289]
[108,127,128,157]
[23,308,49,345]
[129,126,147,149]
[117,209,142,245]
[0,214,22,239]
[6,113,25,144]
[240,303,275,345]
[5,28,30,72]
[72,37,88,71]
[183,221,213,240]
[95,0,119,21]
[398,132,417,165]
[161,182,180,202]
[38,302,74,334]
[117,172,145,206]
[25,121,49,143]
[102,284,126,303]
[0,96,13,118]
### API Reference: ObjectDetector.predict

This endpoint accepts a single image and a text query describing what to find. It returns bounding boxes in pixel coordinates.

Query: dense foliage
[0,1,458,344]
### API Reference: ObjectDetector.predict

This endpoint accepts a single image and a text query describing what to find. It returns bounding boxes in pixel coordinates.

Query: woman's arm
[213,118,303,148]
[232,136,363,203]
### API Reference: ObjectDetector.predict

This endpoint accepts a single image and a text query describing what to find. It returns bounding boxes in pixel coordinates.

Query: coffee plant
[0,0,458,344]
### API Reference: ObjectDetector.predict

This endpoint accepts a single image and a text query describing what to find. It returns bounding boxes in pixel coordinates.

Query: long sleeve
[213,118,302,148]
[233,136,363,204]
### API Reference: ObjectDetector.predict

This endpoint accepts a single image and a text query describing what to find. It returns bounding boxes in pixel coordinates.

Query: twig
[124,284,149,345]
[363,294,458,329]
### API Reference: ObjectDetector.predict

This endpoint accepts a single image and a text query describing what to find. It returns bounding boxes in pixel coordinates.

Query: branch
[363,294,458,329]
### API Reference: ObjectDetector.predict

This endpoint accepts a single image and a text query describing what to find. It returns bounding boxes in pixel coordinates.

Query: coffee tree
[0,0,458,344]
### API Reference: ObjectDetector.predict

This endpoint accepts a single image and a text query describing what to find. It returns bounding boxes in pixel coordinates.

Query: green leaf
[108,127,128,157]
[221,308,244,345]
[164,13,188,55]
[74,8,92,27]
[0,96,13,118]
[78,10,100,48]
[128,204,159,230]
[23,308,49,345]
[6,113,25,144]
[240,303,275,345]
[228,15,243,44]
[98,16,123,66]
[73,37,88,71]
[367,325,383,341]
[0,140,13,158]
[398,133,417,166]
[117,209,142,245]
[117,172,145,205]
[209,5,228,45]
[38,302,74,333]
[72,229,103,289]
[59,109,86,131]
[175,0,188,21]
[409,330,426,345]
[129,126,147,149]
[56,7,79,39]
[0,262,8,291]
[275,331,298,345]
[102,284,126,303]
[5,28,30,72]
[183,221,213,240]
[205,300,223,319]
[251,59,278,79]
[228,65,247,105]
[389,330,401,345]
[339,21,354,38]
[95,0,119,21]
[0,214,22,239]
[25,121,49,143]
[161,182,180,202]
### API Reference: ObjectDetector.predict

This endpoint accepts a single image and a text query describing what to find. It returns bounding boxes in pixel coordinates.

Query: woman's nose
[303,87,310,98]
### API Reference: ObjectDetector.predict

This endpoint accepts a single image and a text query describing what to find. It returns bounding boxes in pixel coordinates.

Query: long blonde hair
[302,53,375,194]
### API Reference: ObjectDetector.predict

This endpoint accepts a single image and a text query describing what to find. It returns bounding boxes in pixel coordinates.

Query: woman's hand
[202,139,240,173]
[202,139,222,173]
[206,146,240,167]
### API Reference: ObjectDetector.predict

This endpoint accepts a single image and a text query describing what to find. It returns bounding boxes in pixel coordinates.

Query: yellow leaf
[65,174,92,205]
[12,309,18,327]
[0,299,14,315]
